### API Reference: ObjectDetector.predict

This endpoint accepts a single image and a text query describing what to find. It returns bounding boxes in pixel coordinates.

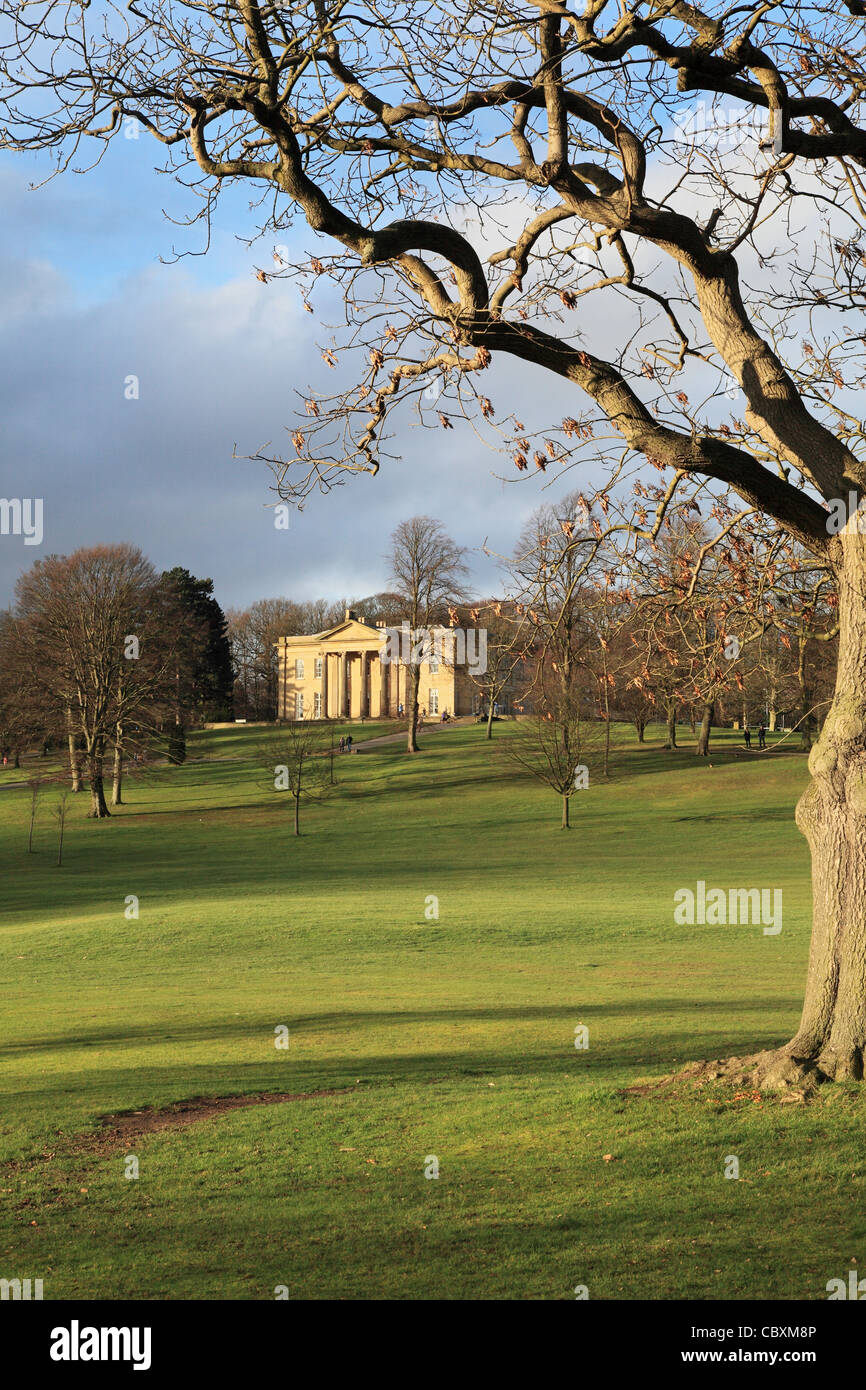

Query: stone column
[321,650,328,719]
[360,651,369,718]
[372,654,382,718]
[339,651,347,718]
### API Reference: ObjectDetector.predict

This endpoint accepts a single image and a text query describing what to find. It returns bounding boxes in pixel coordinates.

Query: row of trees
[0,548,233,816]
[227,502,838,760]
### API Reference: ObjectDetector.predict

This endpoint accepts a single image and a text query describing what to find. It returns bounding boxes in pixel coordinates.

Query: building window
[429,689,439,715]
[295,692,304,719]
[428,656,439,673]
[314,657,323,678]
[314,692,322,718]
[295,658,305,679]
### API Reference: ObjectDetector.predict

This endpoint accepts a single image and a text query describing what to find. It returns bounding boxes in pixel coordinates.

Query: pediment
[279,617,386,646]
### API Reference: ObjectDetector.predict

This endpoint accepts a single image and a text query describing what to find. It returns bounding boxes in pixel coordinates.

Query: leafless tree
[505,688,597,829]
[11,546,179,817]
[53,788,70,868]
[26,774,43,853]
[388,516,468,751]
[267,722,331,835]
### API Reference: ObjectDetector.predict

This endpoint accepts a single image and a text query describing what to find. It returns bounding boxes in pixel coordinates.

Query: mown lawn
[1,719,863,1300]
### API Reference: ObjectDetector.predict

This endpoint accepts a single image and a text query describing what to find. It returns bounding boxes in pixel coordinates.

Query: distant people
[744,727,751,748]
[758,724,767,749]
[339,736,345,753]
[346,734,353,751]
[398,702,403,716]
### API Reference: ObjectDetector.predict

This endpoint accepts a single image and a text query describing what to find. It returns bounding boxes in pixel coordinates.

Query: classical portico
[275,607,495,722]
[276,610,408,721]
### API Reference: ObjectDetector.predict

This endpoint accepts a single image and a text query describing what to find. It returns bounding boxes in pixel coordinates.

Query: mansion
[276,609,511,721]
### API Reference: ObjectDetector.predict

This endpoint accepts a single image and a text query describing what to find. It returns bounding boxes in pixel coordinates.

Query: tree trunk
[635,717,645,743]
[798,637,813,752]
[486,699,495,740]
[294,790,300,836]
[695,701,713,757]
[111,727,123,806]
[561,793,570,829]
[407,663,421,753]
[664,701,678,750]
[757,537,866,1087]
[67,710,82,792]
[87,746,110,818]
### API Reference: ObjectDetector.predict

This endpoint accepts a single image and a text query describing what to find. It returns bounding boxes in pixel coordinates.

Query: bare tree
[26,775,43,853]
[465,603,529,739]
[53,788,70,868]
[6,2,866,1083]
[388,517,468,752]
[505,688,597,829]
[267,722,331,835]
[11,547,178,817]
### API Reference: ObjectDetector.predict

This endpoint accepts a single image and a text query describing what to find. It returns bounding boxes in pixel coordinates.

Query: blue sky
[0,138,581,614]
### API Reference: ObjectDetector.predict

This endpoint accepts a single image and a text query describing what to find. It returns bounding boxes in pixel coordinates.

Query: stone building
[275,608,506,720]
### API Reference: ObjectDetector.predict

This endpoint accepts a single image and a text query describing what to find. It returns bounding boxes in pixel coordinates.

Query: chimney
[345,607,357,621]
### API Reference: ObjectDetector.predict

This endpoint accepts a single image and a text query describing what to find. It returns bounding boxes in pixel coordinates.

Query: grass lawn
[1,718,863,1300]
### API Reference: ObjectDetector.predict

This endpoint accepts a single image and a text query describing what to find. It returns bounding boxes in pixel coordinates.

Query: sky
[1,93,844,619]
[0,137,590,617]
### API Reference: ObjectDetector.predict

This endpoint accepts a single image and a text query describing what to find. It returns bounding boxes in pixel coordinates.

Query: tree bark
[798,637,813,752]
[87,744,110,818]
[561,793,570,829]
[294,790,300,836]
[758,537,866,1086]
[486,699,495,740]
[111,726,124,806]
[664,701,678,750]
[695,701,714,757]
[407,662,421,753]
[67,709,82,792]
[769,684,779,732]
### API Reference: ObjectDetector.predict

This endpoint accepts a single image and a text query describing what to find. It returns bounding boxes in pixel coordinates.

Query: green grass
[1,719,863,1300]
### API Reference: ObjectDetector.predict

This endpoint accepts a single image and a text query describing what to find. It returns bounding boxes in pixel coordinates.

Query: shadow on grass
[0,999,798,1060]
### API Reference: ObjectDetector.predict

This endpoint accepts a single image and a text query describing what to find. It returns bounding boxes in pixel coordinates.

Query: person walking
[339,736,345,753]
[758,724,766,749]
[744,726,751,748]
[346,734,353,752]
